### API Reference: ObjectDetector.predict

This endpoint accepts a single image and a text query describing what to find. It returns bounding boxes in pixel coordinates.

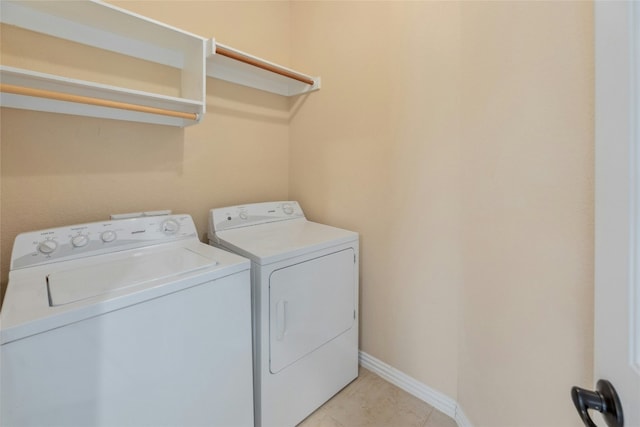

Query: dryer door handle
[276,300,288,341]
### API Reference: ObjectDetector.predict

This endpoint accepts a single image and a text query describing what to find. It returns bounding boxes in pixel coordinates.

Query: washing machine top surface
[1,214,249,344]
[209,201,358,265]
[46,245,214,306]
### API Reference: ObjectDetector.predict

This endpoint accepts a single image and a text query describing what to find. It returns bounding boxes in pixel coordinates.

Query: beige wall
[1,1,594,426]
[290,1,593,426]
[0,1,292,298]
[458,3,594,426]
[289,1,463,398]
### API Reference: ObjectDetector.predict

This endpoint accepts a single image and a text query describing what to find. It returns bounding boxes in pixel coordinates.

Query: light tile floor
[297,367,458,427]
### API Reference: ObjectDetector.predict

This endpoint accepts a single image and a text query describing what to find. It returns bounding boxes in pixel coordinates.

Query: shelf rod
[215,45,315,86]
[0,84,199,121]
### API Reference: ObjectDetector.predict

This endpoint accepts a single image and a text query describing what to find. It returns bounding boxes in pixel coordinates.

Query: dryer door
[269,248,356,374]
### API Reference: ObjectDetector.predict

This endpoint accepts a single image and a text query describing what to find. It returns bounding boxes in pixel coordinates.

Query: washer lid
[1,241,250,345]
[215,219,358,265]
[47,247,214,306]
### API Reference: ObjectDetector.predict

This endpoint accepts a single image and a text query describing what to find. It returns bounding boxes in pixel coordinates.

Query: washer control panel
[11,214,197,270]
[210,201,305,233]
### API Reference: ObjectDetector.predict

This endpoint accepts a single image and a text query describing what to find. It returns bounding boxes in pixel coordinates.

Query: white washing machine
[1,214,254,427]
[208,201,359,427]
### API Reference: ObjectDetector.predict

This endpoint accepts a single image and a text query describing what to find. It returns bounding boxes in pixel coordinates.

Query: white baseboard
[454,405,474,427]
[358,351,474,427]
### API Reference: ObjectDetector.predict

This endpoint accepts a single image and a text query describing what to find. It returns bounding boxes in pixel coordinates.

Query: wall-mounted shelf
[0,0,206,127]
[0,66,202,127]
[206,39,320,97]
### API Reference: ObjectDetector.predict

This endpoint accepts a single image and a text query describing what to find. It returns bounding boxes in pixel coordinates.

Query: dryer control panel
[11,214,198,270]
[209,201,305,235]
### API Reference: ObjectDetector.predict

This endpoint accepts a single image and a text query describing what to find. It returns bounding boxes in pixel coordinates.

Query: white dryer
[208,201,359,427]
[1,214,254,427]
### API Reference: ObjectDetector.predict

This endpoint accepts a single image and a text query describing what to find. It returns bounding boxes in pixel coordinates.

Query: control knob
[71,234,90,248]
[101,230,117,243]
[282,203,294,215]
[161,219,180,235]
[37,239,58,254]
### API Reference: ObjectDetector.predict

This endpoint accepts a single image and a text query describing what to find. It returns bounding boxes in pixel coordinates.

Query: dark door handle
[571,379,624,427]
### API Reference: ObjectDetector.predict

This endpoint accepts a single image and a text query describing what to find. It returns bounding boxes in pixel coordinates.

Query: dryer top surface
[213,219,358,265]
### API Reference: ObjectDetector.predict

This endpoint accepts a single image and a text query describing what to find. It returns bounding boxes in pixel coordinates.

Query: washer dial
[37,239,58,254]
[161,219,180,235]
[101,230,117,243]
[71,234,90,248]
[282,203,294,215]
